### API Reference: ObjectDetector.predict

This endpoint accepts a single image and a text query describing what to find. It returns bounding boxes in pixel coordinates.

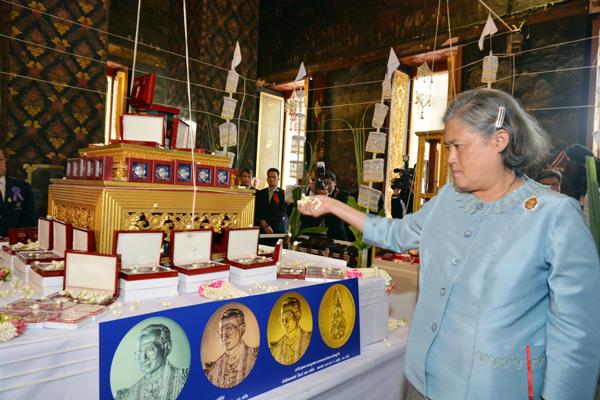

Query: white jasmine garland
[0,321,17,342]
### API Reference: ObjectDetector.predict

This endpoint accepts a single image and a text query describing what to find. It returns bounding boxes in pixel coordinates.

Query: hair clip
[495,106,505,129]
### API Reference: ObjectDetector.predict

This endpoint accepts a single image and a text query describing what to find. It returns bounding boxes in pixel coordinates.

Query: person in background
[321,171,348,241]
[0,150,36,238]
[536,168,562,192]
[255,168,288,245]
[239,168,257,190]
[299,88,600,400]
[562,143,592,203]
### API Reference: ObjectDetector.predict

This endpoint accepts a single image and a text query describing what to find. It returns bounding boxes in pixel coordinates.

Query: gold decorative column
[385,70,410,217]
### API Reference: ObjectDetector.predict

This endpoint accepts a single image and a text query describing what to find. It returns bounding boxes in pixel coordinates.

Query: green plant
[586,155,600,252]
[347,196,385,248]
[327,104,372,187]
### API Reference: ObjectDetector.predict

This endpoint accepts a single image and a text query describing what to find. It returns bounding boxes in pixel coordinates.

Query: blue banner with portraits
[99,279,360,400]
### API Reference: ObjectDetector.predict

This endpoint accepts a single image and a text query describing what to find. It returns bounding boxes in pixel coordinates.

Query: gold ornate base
[48,180,255,254]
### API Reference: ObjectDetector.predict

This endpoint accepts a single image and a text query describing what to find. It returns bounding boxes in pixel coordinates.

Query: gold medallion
[318,284,356,349]
[267,292,313,365]
[523,195,538,210]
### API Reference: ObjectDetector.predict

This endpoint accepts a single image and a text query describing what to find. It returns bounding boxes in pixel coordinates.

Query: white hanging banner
[294,62,307,82]
[368,187,382,212]
[221,96,238,120]
[383,47,400,85]
[365,131,387,154]
[357,185,371,209]
[231,41,242,70]
[225,70,239,94]
[372,103,389,129]
[478,14,498,51]
[357,185,382,212]
[481,52,499,84]
[219,121,238,147]
[363,158,385,183]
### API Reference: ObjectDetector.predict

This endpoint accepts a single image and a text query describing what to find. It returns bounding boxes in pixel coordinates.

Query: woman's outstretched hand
[297,194,329,217]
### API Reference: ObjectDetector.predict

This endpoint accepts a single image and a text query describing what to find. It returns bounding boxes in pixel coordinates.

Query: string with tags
[0,0,598,137]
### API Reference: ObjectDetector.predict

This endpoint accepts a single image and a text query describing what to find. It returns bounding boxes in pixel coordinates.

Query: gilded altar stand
[47,144,255,254]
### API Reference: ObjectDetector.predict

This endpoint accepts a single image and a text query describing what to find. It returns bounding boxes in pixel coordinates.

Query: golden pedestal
[48,144,254,253]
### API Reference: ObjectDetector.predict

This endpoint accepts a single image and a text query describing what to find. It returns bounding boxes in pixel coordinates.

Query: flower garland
[198,280,248,299]
[0,277,35,300]
[0,313,26,342]
[0,267,12,282]
[60,289,112,305]
[8,241,42,251]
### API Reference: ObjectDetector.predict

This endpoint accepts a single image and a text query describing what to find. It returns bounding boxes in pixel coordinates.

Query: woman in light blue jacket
[299,88,600,400]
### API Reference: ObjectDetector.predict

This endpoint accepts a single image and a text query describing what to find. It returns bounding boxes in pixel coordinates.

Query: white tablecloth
[0,280,409,400]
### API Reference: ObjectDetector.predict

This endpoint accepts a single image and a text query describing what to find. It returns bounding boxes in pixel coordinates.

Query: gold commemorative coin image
[201,303,260,389]
[267,292,313,365]
[318,284,356,349]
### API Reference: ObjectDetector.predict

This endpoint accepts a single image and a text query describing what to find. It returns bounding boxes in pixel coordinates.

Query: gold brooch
[523,195,538,211]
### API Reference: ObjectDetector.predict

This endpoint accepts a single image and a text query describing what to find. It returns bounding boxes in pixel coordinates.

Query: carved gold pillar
[385,70,410,217]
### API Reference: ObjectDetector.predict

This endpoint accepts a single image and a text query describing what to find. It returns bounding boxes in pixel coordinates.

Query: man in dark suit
[0,150,36,237]
[255,168,287,245]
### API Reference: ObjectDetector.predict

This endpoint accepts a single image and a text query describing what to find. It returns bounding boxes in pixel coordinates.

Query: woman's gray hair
[443,88,550,176]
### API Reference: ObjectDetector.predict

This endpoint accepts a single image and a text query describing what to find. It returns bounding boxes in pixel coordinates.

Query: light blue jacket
[364,179,600,400]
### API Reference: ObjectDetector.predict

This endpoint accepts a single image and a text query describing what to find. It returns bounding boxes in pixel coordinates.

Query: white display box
[373,258,420,321]
[14,251,60,282]
[229,264,277,286]
[1,248,17,270]
[119,284,179,302]
[178,270,230,294]
[13,219,71,281]
[358,277,389,347]
[30,280,63,297]
[44,309,97,330]
[30,261,64,296]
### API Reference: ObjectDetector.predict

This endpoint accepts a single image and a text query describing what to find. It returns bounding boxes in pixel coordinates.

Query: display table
[0,279,409,400]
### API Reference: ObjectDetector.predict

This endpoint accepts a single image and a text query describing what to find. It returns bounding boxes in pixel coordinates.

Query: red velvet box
[130,73,156,108]
[78,158,87,180]
[195,164,215,187]
[114,231,177,281]
[172,118,191,149]
[63,250,120,304]
[118,114,166,147]
[214,167,233,188]
[277,265,306,280]
[170,229,228,275]
[72,227,95,252]
[8,227,38,245]
[88,156,113,181]
[224,228,277,269]
[31,260,65,278]
[152,160,175,184]
[127,158,153,183]
[174,161,193,185]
